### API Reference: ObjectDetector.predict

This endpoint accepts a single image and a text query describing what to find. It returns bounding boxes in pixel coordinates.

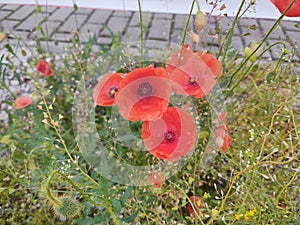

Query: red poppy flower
[141,107,197,162]
[187,196,204,217]
[116,64,170,121]
[270,0,300,17]
[167,45,222,98]
[15,96,32,109]
[214,125,231,152]
[93,72,124,106]
[148,171,163,188]
[36,60,53,76]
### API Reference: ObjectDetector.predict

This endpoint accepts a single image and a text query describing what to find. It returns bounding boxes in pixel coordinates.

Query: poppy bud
[194,11,207,32]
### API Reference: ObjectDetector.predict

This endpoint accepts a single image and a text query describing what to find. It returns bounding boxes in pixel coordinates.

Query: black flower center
[108,86,118,98]
[188,77,198,87]
[164,131,176,142]
[137,82,152,97]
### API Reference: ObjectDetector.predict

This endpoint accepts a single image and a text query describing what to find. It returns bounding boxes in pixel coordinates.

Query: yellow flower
[235,214,241,221]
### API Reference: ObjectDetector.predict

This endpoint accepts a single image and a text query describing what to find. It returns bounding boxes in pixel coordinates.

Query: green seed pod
[194,11,207,32]
[52,197,80,221]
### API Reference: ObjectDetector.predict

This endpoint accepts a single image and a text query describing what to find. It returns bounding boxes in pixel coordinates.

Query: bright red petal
[93,73,124,106]
[270,0,300,17]
[116,65,170,121]
[169,54,217,98]
[142,107,196,161]
[188,196,204,217]
[15,96,32,109]
[36,60,53,76]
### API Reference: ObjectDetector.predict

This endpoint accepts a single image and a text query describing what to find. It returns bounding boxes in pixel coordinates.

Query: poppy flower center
[137,82,152,97]
[108,86,119,98]
[164,131,176,142]
[188,77,198,87]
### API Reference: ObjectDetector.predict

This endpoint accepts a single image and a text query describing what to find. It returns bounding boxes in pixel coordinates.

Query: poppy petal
[142,107,196,162]
[116,65,170,121]
[93,73,124,106]
[15,96,32,109]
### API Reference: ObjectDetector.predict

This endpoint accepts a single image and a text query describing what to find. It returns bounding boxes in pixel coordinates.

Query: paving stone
[148,18,171,41]
[216,17,240,36]
[7,30,30,40]
[154,13,173,20]
[1,20,21,31]
[39,41,70,54]
[173,14,191,30]
[205,21,218,36]
[202,33,220,46]
[123,26,145,43]
[7,5,35,20]
[238,17,259,27]
[75,7,94,15]
[280,20,300,31]
[39,5,57,13]
[30,21,61,39]
[87,9,112,24]
[259,20,287,40]
[129,11,152,27]
[58,14,88,32]
[97,36,112,45]
[15,12,46,31]
[0,10,12,21]
[100,16,129,36]
[47,7,73,22]
[229,36,244,50]
[240,26,263,45]
[1,4,21,11]
[170,29,183,43]
[144,39,169,49]
[285,30,300,43]
[80,24,103,42]
[52,32,74,42]
[113,10,132,18]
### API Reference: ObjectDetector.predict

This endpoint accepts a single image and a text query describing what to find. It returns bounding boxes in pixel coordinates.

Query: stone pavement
[0,3,300,61]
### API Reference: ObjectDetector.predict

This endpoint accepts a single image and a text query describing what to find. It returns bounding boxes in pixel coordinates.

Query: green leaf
[5,44,15,56]
[121,186,133,206]
[121,209,139,222]
[21,49,27,57]
[36,5,42,13]
[73,4,78,11]
[266,71,276,83]
[198,131,209,139]
[110,198,121,214]
[248,24,257,30]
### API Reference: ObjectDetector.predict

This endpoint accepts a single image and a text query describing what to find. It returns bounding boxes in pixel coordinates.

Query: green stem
[0,79,17,99]
[226,0,296,89]
[195,0,201,11]
[275,162,300,206]
[46,171,61,206]
[137,0,144,63]
[42,97,98,186]
[46,170,104,208]
[181,0,196,47]
[169,180,205,224]
[217,0,246,59]
[228,41,287,93]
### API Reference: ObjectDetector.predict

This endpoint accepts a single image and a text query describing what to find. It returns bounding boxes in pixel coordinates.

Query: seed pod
[194,11,207,32]
[191,31,200,45]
